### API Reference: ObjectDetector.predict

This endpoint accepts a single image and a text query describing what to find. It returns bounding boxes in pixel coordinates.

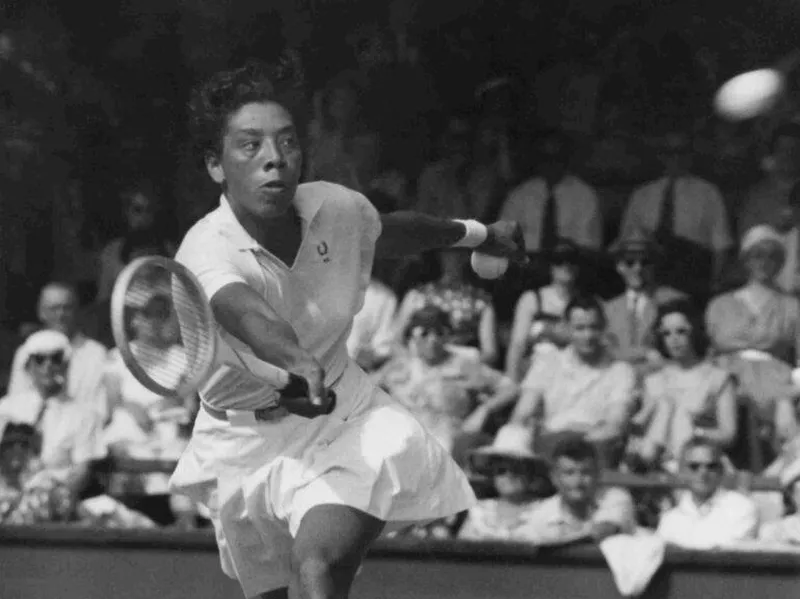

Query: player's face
[207,101,302,220]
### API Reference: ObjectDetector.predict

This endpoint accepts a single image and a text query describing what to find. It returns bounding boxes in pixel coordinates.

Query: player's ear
[205,152,225,184]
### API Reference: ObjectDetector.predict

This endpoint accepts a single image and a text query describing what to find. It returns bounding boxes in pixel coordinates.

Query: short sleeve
[175,226,248,301]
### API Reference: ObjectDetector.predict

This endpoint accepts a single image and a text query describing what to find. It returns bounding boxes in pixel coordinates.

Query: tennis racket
[110,256,334,414]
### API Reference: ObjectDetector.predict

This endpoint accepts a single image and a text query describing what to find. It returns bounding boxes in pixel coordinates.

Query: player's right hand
[281,358,336,418]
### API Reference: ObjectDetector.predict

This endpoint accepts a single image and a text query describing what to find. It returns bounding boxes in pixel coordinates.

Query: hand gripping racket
[110,256,335,415]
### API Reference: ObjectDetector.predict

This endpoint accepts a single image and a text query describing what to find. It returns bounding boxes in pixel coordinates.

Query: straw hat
[740,224,786,257]
[469,424,549,473]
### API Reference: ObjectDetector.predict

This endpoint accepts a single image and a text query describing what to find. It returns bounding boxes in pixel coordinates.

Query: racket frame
[110,256,218,399]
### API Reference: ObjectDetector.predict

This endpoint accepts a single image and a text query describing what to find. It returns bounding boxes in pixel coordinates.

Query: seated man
[511,296,637,466]
[518,434,636,544]
[0,330,107,497]
[7,282,109,420]
[657,438,758,549]
[604,228,685,372]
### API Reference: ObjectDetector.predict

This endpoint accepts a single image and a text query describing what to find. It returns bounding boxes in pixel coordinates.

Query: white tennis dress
[169,182,476,597]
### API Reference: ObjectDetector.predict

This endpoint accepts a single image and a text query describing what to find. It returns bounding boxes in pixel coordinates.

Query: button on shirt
[0,391,107,474]
[499,175,603,251]
[656,489,758,549]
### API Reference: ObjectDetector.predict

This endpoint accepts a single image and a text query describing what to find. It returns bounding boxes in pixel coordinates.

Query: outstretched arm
[375,212,526,261]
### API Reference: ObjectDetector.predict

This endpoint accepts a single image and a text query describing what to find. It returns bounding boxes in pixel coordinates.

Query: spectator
[510,296,636,467]
[634,300,737,472]
[499,129,602,254]
[0,331,107,496]
[103,288,191,523]
[346,279,397,372]
[458,424,551,542]
[706,225,800,460]
[739,122,800,237]
[306,72,379,193]
[0,422,74,524]
[505,240,583,382]
[517,434,636,545]
[604,229,686,372]
[759,459,800,545]
[618,132,733,301]
[374,306,517,458]
[656,438,758,549]
[7,282,109,420]
[95,180,176,303]
[393,249,498,365]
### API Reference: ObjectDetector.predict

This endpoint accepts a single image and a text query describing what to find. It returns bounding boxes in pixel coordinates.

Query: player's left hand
[478,221,527,263]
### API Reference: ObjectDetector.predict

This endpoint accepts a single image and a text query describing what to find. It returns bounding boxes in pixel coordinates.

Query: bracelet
[451,219,488,248]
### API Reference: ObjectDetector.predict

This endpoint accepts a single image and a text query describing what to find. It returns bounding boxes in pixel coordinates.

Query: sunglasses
[658,327,692,338]
[488,461,531,476]
[622,257,653,268]
[411,326,447,338]
[29,351,65,367]
[687,461,722,473]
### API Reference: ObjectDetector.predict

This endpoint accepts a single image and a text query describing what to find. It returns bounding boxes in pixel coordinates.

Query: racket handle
[282,373,337,415]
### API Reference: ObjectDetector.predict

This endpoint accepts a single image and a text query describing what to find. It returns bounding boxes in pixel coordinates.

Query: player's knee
[291,546,358,590]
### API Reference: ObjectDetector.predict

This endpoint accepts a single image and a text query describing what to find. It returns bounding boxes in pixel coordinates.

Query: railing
[109,457,784,492]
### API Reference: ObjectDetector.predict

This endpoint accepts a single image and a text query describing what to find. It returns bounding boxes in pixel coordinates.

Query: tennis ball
[714,69,784,121]
[470,251,509,280]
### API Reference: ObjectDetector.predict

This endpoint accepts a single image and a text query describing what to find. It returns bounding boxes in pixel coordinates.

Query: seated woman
[374,306,518,459]
[393,249,498,365]
[634,300,737,472]
[457,424,552,542]
[103,287,194,525]
[760,460,800,545]
[706,225,800,463]
[0,422,74,525]
[504,240,583,382]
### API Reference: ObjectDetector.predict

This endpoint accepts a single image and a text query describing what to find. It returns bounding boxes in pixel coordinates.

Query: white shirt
[176,182,381,412]
[620,176,733,252]
[0,390,107,473]
[8,334,109,420]
[657,489,759,549]
[499,175,602,251]
[346,280,397,359]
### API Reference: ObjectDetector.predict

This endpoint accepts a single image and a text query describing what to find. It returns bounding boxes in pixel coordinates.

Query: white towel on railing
[599,529,666,597]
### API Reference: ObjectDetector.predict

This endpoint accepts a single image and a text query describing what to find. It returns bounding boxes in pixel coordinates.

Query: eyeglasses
[687,461,722,473]
[622,257,653,268]
[658,327,692,338]
[29,351,65,367]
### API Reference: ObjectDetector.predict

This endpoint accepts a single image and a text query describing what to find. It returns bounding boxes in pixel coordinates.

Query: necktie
[629,294,640,346]
[656,177,677,239]
[33,397,48,435]
[540,181,558,251]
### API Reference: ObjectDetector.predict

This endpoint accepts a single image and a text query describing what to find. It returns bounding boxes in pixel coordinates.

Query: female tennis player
[168,61,526,599]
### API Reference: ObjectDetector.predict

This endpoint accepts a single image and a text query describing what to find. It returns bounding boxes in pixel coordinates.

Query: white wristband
[452,219,488,248]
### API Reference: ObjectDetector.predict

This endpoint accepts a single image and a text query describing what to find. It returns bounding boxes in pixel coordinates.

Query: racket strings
[122,263,214,395]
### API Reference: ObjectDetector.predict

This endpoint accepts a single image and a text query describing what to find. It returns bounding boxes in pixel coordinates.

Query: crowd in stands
[2,69,800,567]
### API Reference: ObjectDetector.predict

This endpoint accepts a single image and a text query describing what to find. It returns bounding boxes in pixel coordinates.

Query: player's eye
[242,140,260,152]
[280,134,299,151]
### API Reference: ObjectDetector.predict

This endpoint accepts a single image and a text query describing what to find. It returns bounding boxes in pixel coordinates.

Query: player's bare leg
[288,504,385,599]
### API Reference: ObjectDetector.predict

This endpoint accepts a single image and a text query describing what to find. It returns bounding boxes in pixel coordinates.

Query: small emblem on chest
[317,241,330,263]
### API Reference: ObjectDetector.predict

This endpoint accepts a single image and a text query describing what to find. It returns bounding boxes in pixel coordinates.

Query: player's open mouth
[261,181,287,191]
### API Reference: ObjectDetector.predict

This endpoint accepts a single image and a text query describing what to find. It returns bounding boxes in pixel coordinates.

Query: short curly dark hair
[188,60,306,167]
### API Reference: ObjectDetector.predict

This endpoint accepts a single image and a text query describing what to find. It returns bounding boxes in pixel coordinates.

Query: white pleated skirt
[169,361,476,598]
